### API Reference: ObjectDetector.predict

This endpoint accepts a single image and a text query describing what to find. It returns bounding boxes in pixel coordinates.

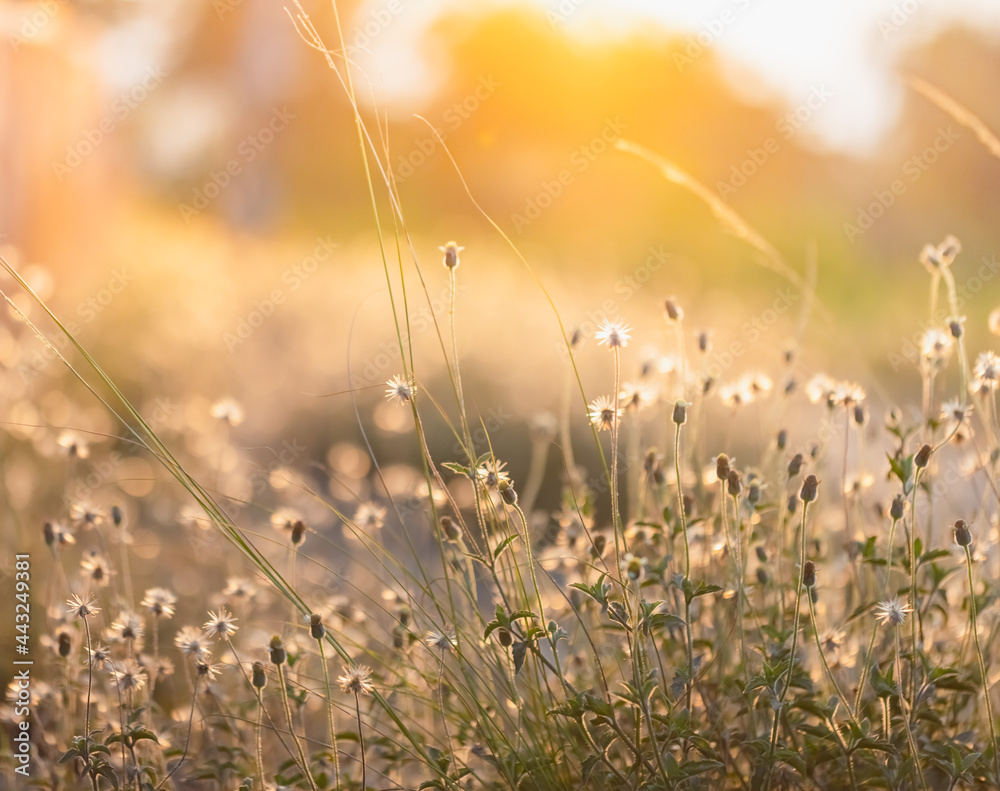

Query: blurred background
[1,0,1000,529]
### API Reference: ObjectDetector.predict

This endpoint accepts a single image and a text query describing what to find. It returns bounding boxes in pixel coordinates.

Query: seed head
[802,560,816,588]
[588,396,621,432]
[338,664,375,696]
[953,519,972,547]
[672,399,691,425]
[890,494,906,521]
[914,443,932,469]
[498,480,518,506]
[874,597,912,627]
[385,374,417,405]
[787,453,804,477]
[251,661,267,689]
[141,587,177,619]
[439,241,464,269]
[67,593,100,620]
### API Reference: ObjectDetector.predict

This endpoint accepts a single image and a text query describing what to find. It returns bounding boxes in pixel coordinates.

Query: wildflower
[141,588,177,619]
[67,593,100,620]
[338,665,375,696]
[223,577,258,602]
[621,552,646,581]
[618,381,656,411]
[110,659,148,693]
[105,611,145,646]
[69,501,105,530]
[271,508,306,545]
[718,380,754,408]
[973,352,1000,390]
[196,660,224,680]
[874,598,912,627]
[425,629,457,652]
[832,381,865,407]
[439,241,464,269]
[80,551,112,587]
[174,626,212,660]
[354,501,387,531]
[385,374,416,405]
[203,608,239,640]
[476,459,510,489]
[595,318,632,349]
[57,430,90,459]
[920,328,952,367]
[210,397,245,427]
[805,373,836,405]
[44,521,75,548]
[89,644,112,668]
[588,395,620,432]
[918,235,961,272]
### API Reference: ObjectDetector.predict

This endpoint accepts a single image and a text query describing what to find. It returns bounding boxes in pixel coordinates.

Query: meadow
[4,4,1000,791]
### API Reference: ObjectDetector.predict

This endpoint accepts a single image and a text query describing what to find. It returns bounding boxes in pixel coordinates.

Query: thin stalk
[354,692,367,791]
[276,663,318,791]
[318,639,341,789]
[156,675,202,790]
[894,629,928,791]
[964,544,1000,784]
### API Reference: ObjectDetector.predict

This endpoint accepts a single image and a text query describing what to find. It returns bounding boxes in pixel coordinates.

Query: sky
[351,0,1000,156]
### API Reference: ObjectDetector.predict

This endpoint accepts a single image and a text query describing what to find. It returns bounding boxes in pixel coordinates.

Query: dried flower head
[973,352,1000,390]
[919,235,961,272]
[105,611,145,645]
[385,374,417,405]
[874,597,912,627]
[57,430,90,459]
[203,608,239,640]
[174,626,212,660]
[67,593,100,620]
[141,588,177,619]
[338,664,375,695]
[476,459,510,489]
[110,659,148,693]
[354,501,387,531]
[595,318,632,349]
[588,396,621,432]
[425,629,457,652]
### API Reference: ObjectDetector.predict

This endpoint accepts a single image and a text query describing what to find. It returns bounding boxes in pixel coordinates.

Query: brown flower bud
[716,453,731,481]
[727,469,742,496]
[890,494,905,521]
[914,444,932,469]
[664,298,684,322]
[800,474,820,503]
[440,516,460,542]
[787,453,804,477]
[954,519,972,547]
[309,613,325,640]
[802,560,816,588]
[672,400,689,425]
[269,635,286,666]
[252,661,267,688]
[776,429,787,451]
[497,627,513,647]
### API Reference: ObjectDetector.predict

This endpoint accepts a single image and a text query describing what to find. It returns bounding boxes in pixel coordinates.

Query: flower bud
[440,516,460,542]
[747,482,761,505]
[252,661,267,689]
[672,400,690,425]
[800,474,820,503]
[697,330,711,353]
[802,560,816,587]
[854,405,867,426]
[309,613,325,640]
[890,494,905,521]
[914,444,932,469]
[787,494,798,515]
[59,632,72,657]
[756,546,768,563]
[716,453,731,481]
[43,521,55,547]
[756,568,769,585]
[664,298,684,322]
[111,505,123,528]
[949,319,964,339]
[269,635,286,666]
[440,241,463,269]
[787,453,804,477]
[727,469,742,496]
[776,429,787,451]
[497,628,513,647]
[499,481,518,506]
[954,519,972,547]
[290,519,306,546]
